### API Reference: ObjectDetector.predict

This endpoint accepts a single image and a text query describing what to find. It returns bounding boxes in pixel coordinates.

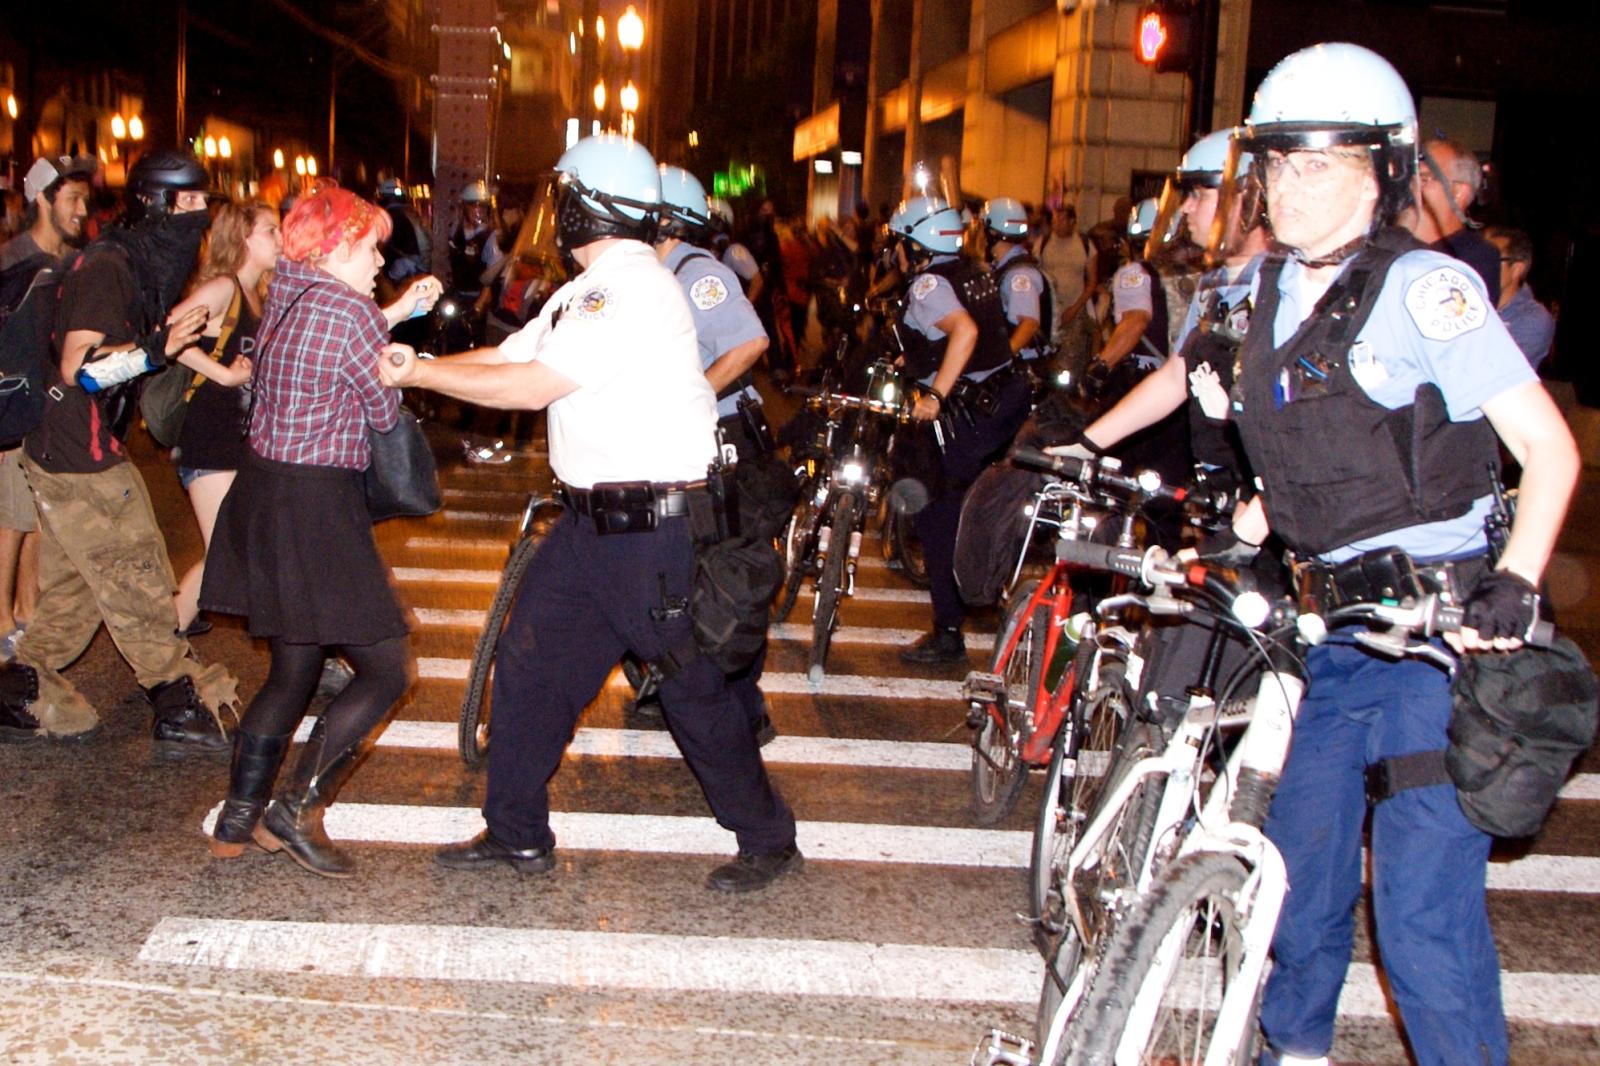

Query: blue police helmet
[657,165,713,242]
[889,195,965,256]
[552,133,661,248]
[981,197,1029,240]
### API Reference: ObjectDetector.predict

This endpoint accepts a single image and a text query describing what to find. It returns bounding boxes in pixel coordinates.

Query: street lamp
[306,156,317,177]
[618,6,644,52]
[111,114,127,140]
[4,93,16,121]
[620,81,639,114]
[128,115,143,140]
[294,155,306,176]
[273,148,285,169]
[218,136,231,160]
[593,80,607,113]
[203,135,217,159]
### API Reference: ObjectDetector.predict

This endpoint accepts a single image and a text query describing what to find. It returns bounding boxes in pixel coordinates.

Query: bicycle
[1012,541,1555,1066]
[962,445,1197,831]
[773,355,918,683]
[457,492,565,765]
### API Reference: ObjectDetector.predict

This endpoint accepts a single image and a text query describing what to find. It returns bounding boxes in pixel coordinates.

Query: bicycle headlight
[841,460,867,485]
[880,381,897,404]
[439,299,460,319]
[1232,590,1271,629]
[1137,470,1164,495]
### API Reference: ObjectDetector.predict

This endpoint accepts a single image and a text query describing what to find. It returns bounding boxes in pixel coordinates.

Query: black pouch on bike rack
[590,481,658,535]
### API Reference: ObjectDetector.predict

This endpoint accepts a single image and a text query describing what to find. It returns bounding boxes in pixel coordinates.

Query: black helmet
[127,150,209,220]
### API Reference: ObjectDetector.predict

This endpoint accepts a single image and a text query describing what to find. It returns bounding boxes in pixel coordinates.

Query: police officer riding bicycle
[380,134,801,893]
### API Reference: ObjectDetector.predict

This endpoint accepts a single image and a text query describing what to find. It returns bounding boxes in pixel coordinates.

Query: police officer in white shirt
[381,134,800,893]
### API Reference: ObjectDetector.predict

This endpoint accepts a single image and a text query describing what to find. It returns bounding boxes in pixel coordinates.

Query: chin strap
[1281,233,1369,270]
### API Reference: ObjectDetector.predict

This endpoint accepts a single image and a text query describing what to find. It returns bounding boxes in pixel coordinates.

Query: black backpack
[0,252,64,449]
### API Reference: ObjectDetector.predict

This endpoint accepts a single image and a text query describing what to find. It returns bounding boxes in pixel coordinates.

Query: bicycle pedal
[971,1028,1034,1066]
[961,671,1006,702]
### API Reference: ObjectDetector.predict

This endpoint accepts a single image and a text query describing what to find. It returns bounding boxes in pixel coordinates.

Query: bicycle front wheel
[1059,852,1258,1066]
[458,534,540,766]
[808,490,857,684]
[774,492,822,623]
[971,580,1044,826]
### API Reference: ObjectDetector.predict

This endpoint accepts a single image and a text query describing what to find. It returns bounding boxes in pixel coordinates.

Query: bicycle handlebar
[1056,539,1557,647]
[1012,445,1188,504]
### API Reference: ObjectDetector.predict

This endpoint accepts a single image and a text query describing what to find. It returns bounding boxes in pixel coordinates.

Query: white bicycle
[984,541,1554,1066]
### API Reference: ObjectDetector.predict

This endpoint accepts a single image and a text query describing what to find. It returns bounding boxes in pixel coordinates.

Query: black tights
[240,636,410,760]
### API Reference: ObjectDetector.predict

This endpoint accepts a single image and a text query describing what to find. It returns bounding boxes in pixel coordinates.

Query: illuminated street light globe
[128,115,144,140]
[593,80,607,112]
[618,5,644,51]
[620,82,639,114]
[111,114,127,139]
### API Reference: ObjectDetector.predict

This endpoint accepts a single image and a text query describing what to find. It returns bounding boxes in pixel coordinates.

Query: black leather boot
[0,663,42,742]
[210,731,292,858]
[253,718,373,879]
[148,676,229,753]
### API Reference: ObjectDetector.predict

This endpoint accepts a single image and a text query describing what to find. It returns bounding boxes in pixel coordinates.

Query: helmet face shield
[1208,138,1264,267]
[1145,177,1193,262]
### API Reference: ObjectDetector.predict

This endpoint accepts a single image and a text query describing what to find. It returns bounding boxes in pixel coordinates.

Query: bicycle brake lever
[1352,630,1457,674]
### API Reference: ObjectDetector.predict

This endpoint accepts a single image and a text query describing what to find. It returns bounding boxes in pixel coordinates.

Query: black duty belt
[560,478,710,534]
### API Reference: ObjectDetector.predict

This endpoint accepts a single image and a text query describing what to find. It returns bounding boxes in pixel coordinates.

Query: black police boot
[147,676,230,753]
[434,830,557,875]
[899,627,966,665]
[706,843,804,893]
[210,731,292,858]
[0,663,42,743]
[253,717,372,879]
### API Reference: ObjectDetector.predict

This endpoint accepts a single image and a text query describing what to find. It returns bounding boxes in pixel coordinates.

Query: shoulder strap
[672,250,713,278]
[184,278,244,401]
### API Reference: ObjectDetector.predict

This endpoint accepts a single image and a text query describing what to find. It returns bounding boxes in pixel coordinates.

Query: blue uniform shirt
[1178,254,1261,353]
[904,256,1006,384]
[664,242,766,419]
[1258,248,1535,562]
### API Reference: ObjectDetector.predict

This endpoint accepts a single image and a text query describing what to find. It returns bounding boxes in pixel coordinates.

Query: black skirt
[200,451,410,646]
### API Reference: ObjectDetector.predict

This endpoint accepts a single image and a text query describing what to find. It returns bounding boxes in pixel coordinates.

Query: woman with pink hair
[201,185,438,878]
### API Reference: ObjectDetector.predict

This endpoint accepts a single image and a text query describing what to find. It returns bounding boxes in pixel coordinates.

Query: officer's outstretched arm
[381,343,578,411]
[1096,309,1150,368]
[1081,355,1187,448]
[1481,379,1580,587]
[706,336,767,394]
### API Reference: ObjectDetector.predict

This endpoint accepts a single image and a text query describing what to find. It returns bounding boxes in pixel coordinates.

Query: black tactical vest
[898,257,1014,380]
[1232,229,1500,556]
[1131,260,1171,363]
[1181,263,1255,483]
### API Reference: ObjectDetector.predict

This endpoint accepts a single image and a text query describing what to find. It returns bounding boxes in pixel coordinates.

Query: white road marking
[405,535,896,570]
[139,918,1043,1005]
[416,658,963,699]
[394,566,928,601]
[321,719,975,771]
[135,918,1600,1023]
[195,801,1600,891]
[410,608,993,650]
[201,804,1032,868]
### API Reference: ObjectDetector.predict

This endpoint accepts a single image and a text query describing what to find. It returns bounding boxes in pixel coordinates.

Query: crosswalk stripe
[394,567,930,601]
[196,801,1600,891]
[135,918,1600,1022]
[200,804,1033,868]
[139,917,1044,1004]
[404,535,896,570]
[415,657,962,699]
[409,608,994,649]
[303,719,978,771]
[438,509,522,523]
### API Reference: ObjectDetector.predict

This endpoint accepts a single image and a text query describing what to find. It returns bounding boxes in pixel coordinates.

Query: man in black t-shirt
[0,151,240,748]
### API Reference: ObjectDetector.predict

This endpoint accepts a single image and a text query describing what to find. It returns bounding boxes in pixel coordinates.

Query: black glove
[1462,570,1539,641]
[1196,527,1261,569]
[137,323,173,365]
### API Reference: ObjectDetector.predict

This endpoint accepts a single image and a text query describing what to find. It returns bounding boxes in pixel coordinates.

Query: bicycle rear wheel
[774,492,822,623]
[808,490,856,684]
[971,580,1044,826]
[458,534,541,766]
[888,506,929,586]
[1059,852,1257,1066]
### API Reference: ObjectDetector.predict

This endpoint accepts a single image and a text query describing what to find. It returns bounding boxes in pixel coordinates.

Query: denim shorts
[178,467,228,490]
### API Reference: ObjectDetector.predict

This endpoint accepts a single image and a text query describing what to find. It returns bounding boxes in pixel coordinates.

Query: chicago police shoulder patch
[1009,272,1033,293]
[1117,266,1145,290]
[572,286,615,320]
[1404,267,1487,342]
[689,274,728,311]
[910,274,940,300]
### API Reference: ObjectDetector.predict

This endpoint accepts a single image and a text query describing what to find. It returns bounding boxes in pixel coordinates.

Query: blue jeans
[1259,638,1508,1066]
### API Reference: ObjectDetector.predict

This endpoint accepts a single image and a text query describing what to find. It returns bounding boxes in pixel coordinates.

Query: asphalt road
[2,423,1599,1065]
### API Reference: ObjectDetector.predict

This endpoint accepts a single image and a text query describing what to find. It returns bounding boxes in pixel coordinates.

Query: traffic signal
[1136,1,1196,74]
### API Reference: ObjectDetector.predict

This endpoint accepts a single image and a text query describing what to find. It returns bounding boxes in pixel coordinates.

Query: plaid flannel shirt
[249,257,398,469]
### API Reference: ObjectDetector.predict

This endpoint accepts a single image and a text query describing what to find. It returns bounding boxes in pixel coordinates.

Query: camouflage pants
[14,457,238,736]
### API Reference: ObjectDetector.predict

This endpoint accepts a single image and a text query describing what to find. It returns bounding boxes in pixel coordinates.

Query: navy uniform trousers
[915,372,1032,630]
[1260,638,1508,1066]
[483,508,797,856]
